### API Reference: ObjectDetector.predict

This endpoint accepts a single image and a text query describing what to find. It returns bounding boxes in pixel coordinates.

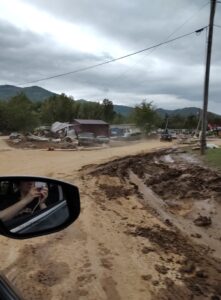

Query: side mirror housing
[0,176,80,239]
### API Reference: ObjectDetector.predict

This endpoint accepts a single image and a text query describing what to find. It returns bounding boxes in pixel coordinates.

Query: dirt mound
[90,149,176,179]
[90,149,221,203]
[144,164,221,202]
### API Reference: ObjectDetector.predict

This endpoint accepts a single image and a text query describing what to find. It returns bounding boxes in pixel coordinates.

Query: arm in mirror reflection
[0,181,48,222]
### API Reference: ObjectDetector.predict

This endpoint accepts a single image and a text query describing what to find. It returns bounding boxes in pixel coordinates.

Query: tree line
[0,92,220,133]
[0,93,119,133]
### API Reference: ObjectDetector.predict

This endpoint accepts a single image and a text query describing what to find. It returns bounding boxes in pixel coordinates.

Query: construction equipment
[160,116,172,142]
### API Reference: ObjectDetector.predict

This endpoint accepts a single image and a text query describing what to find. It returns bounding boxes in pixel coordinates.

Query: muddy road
[0,138,221,300]
[0,137,171,176]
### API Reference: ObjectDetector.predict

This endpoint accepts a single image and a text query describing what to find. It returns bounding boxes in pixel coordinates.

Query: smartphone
[35,182,47,192]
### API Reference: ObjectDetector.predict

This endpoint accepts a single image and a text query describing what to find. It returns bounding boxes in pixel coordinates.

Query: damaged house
[72,119,109,137]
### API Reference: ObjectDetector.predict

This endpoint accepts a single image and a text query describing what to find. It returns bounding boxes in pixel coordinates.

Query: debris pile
[7,121,110,149]
[8,134,78,150]
[7,122,79,149]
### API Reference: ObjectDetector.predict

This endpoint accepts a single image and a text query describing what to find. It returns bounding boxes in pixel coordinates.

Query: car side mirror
[0,176,80,239]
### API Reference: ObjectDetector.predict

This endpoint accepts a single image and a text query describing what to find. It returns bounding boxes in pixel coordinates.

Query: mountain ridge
[0,84,220,118]
[0,85,56,101]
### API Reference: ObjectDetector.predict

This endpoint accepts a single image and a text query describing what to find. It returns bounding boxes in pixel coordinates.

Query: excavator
[160,115,172,142]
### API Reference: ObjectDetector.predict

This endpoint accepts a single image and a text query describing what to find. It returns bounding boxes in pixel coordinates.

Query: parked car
[78,132,95,146]
[95,135,110,144]
[160,131,172,142]
[123,132,142,140]
[9,132,22,140]
[170,131,177,139]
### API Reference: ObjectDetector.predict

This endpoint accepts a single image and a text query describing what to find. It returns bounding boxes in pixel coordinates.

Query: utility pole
[201,0,216,154]
[195,109,201,137]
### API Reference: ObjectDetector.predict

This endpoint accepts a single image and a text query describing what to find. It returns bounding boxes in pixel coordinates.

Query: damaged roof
[73,119,108,125]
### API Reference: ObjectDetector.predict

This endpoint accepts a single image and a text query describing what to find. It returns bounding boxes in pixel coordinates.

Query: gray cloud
[0,21,107,83]
[1,0,221,113]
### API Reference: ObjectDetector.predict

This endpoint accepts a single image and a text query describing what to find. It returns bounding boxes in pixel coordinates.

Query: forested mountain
[0,85,220,119]
[0,85,56,101]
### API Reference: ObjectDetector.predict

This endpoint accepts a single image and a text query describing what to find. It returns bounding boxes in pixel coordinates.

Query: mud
[129,224,221,297]
[1,139,221,300]
[3,241,71,300]
[86,148,221,299]
[130,224,200,256]
[98,184,135,200]
[194,215,212,227]
[90,149,221,204]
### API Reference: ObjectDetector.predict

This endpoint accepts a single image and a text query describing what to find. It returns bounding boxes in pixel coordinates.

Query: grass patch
[177,146,221,172]
[204,148,221,171]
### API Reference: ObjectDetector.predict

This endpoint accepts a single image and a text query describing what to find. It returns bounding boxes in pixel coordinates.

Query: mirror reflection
[0,180,69,235]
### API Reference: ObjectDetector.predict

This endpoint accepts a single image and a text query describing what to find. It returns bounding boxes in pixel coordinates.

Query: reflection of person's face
[19,181,34,194]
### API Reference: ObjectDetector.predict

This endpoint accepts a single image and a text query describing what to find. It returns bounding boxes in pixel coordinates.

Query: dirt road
[0,138,221,300]
[0,137,170,177]
[0,138,171,300]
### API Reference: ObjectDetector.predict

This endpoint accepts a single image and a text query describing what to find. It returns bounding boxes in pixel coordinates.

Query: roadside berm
[81,148,221,299]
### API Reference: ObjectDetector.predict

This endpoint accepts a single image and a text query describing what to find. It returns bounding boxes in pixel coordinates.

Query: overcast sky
[0,0,221,112]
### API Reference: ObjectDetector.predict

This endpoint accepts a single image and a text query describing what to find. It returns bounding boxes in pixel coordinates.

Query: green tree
[5,93,39,132]
[184,115,198,129]
[74,101,103,119]
[0,101,8,132]
[168,114,185,129]
[167,114,198,130]
[132,101,159,133]
[41,94,74,124]
[112,113,127,124]
[101,99,115,123]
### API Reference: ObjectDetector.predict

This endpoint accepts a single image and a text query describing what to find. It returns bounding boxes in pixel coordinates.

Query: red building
[72,119,110,137]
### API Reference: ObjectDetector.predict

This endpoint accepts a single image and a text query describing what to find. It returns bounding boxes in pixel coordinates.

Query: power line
[19,26,208,86]
[105,1,209,90]
[134,26,207,88]
[214,24,221,27]
[21,1,209,87]
[164,1,209,36]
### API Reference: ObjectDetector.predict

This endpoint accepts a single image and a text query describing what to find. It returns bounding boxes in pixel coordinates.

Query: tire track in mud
[76,177,156,300]
[82,149,221,300]
[76,187,122,300]
[67,177,156,300]
[2,146,221,299]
